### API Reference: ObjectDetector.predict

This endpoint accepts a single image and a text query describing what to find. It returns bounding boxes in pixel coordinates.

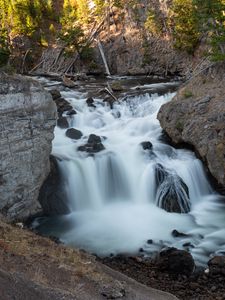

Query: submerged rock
[66,128,83,140]
[141,141,153,150]
[86,97,96,108]
[154,164,190,213]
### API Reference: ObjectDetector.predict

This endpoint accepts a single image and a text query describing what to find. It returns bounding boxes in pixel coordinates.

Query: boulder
[141,141,153,150]
[86,97,96,108]
[208,256,225,276]
[66,109,77,116]
[88,134,102,144]
[50,89,61,100]
[0,74,56,221]
[157,63,225,191]
[66,128,83,140]
[154,164,190,213]
[78,134,105,154]
[57,117,69,129]
[157,248,195,276]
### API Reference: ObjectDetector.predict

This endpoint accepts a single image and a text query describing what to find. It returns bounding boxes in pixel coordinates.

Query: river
[33,76,225,266]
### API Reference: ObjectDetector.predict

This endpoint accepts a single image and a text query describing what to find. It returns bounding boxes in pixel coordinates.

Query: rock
[38,156,69,216]
[208,256,225,276]
[50,89,61,100]
[54,97,73,116]
[86,97,96,108]
[171,230,189,238]
[141,141,153,150]
[62,76,76,88]
[0,74,56,221]
[157,248,195,276]
[157,63,225,190]
[103,96,114,109]
[78,134,105,154]
[154,164,190,213]
[66,109,77,116]
[66,128,83,140]
[88,134,102,144]
[57,117,69,129]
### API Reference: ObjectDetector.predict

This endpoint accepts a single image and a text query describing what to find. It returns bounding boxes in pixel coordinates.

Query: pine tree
[193,0,225,61]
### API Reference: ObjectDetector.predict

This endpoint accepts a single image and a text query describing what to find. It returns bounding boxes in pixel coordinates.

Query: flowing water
[34,77,225,266]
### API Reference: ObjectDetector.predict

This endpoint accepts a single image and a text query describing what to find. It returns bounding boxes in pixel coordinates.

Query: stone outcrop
[0,74,56,221]
[157,63,225,191]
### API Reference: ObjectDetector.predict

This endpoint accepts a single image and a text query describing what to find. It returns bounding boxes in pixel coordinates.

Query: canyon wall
[0,74,56,221]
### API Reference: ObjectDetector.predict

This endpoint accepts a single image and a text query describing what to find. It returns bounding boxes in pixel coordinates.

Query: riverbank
[0,217,178,300]
[100,255,225,300]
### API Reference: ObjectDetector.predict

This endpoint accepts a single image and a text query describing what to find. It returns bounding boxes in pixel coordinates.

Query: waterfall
[35,79,225,266]
[96,39,111,76]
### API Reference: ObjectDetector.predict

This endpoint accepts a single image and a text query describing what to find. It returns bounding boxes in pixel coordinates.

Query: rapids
[34,77,225,266]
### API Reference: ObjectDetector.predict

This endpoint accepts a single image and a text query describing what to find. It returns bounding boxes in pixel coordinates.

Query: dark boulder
[157,248,195,276]
[66,128,83,140]
[208,256,225,276]
[86,97,96,108]
[171,230,190,238]
[154,164,190,213]
[57,117,69,129]
[103,96,114,109]
[66,109,77,116]
[78,134,105,154]
[50,89,61,100]
[141,141,153,150]
[38,156,69,216]
[88,134,102,144]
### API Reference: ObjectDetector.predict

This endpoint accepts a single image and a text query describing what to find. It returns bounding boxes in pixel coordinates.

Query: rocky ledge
[157,63,225,191]
[0,74,56,221]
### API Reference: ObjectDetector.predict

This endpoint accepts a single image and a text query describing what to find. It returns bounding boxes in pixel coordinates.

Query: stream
[34,76,225,266]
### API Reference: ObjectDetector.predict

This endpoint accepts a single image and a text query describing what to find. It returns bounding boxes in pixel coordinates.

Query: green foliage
[169,0,200,53]
[193,0,225,61]
[145,9,163,36]
[0,29,10,66]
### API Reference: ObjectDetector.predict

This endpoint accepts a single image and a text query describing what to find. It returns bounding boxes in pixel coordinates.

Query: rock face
[158,63,225,191]
[0,74,56,221]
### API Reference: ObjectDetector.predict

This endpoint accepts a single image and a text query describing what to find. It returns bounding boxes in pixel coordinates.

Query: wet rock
[50,89,61,100]
[57,117,69,129]
[208,256,225,276]
[111,82,124,92]
[157,248,195,276]
[88,134,102,144]
[86,97,96,108]
[141,141,153,150]
[53,96,73,117]
[172,230,189,238]
[78,134,105,154]
[66,109,77,116]
[66,128,83,140]
[154,164,190,213]
[38,156,69,216]
[103,96,114,109]
[62,76,76,88]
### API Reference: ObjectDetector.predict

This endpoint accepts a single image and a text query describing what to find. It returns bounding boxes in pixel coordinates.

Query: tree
[169,0,200,53]
[193,0,225,61]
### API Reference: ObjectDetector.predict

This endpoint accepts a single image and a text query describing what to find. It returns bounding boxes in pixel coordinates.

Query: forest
[0,0,225,68]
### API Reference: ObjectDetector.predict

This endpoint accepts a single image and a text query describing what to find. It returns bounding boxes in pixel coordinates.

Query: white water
[35,80,225,266]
